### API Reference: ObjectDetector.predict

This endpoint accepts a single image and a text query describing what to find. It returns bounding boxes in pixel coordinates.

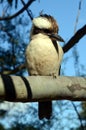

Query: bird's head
[30,14,64,42]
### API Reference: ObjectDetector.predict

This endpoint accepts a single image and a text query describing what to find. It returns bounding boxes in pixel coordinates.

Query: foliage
[0,0,86,130]
[0,14,30,75]
[9,125,39,130]
[0,0,18,8]
[0,124,5,130]
[75,102,86,130]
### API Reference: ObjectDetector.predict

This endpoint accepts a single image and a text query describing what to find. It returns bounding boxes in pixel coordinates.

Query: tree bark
[0,75,86,102]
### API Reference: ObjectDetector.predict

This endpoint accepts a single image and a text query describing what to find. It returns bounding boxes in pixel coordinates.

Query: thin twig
[21,0,33,20]
[74,0,83,33]
[72,1,84,129]
[71,102,84,130]
[0,0,35,20]
[73,0,83,76]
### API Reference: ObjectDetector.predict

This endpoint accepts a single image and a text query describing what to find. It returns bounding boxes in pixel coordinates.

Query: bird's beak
[48,33,64,42]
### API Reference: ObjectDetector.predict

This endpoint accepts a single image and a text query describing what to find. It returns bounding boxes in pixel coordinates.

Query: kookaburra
[25,14,64,119]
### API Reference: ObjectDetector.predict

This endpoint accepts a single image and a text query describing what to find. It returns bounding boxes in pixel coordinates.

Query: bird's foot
[49,73,58,79]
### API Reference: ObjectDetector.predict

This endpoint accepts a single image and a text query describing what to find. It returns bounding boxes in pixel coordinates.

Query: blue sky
[0,1,85,129]
[0,0,86,76]
[30,0,86,36]
[30,0,86,76]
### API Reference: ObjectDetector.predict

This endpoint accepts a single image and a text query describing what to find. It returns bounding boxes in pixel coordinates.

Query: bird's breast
[25,34,63,75]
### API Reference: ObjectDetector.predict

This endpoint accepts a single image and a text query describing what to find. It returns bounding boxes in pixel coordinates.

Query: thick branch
[63,25,86,53]
[0,0,35,20]
[0,75,86,102]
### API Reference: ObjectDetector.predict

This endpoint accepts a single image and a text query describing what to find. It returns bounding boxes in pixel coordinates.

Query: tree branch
[0,0,35,20]
[21,0,33,20]
[63,25,86,53]
[0,75,86,102]
[1,25,86,75]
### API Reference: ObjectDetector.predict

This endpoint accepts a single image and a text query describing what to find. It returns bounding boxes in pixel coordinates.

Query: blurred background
[0,0,86,130]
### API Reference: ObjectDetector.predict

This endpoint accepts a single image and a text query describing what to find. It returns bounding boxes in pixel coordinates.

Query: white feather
[26,34,63,76]
[33,17,51,29]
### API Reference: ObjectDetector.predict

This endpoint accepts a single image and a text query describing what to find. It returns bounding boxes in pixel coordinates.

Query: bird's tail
[38,101,52,119]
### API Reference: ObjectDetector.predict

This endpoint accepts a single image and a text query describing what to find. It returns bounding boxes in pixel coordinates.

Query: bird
[25,14,64,119]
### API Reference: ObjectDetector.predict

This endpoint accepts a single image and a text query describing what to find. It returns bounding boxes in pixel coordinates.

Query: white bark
[0,75,86,102]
